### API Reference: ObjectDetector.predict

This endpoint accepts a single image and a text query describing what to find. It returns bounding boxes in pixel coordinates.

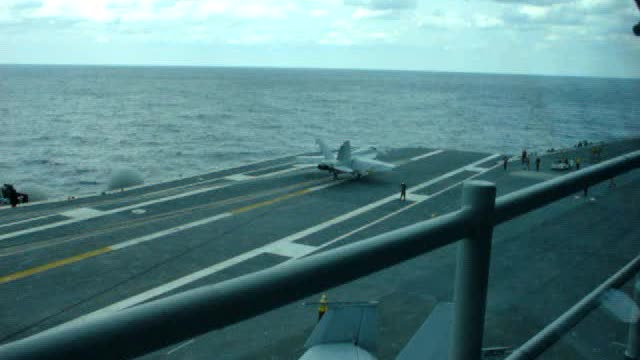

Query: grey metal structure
[302,303,378,359]
[0,149,639,360]
[627,276,640,360]
[505,254,640,360]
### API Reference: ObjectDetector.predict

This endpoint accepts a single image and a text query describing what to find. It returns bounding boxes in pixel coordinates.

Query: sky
[1,0,639,78]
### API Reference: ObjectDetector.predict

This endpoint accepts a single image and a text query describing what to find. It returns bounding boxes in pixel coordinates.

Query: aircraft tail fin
[304,302,377,354]
[315,139,333,161]
[336,141,352,163]
[395,302,453,360]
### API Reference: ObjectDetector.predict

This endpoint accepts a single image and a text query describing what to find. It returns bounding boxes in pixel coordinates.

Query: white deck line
[0,149,438,233]
[259,166,308,178]
[410,149,445,161]
[265,242,317,258]
[225,174,255,181]
[405,194,430,202]
[72,153,499,319]
[166,339,195,355]
[0,156,298,210]
[0,162,301,234]
[314,202,422,251]
[316,161,502,251]
[109,213,233,250]
[0,214,56,229]
[79,250,264,317]
[465,166,489,172]
[60,208,106,220]
[0,184,225,242]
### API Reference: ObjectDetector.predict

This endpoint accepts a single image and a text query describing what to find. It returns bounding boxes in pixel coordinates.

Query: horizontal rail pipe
[494,149,640,224]
[0,209,473,360]
[505,253,640,360]
[0,148,638,360]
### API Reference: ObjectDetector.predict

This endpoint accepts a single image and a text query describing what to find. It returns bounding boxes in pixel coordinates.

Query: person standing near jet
[503,156,508,171]
[400,182,407,201]
[535,157,541,172]
[5,184,18,208]
[317,294,328,322]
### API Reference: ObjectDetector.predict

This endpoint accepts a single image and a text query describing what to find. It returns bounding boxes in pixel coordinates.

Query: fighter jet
[635,0,640,36]
[299,139,395,179]
[300,301,510,360]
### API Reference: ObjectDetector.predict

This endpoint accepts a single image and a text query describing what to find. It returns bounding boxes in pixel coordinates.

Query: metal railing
[1,149,639,360]
[505,259,640,360]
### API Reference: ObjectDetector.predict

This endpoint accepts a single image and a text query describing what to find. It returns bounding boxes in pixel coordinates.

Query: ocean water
[1,65,639,199]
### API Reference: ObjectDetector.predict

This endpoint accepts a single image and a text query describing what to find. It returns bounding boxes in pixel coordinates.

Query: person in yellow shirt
[318,294,328,321]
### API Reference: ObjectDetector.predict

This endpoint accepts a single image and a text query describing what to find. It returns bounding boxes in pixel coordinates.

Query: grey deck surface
[0,138,639,360]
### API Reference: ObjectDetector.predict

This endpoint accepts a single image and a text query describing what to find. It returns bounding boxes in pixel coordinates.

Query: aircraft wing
[296,155,326,165]
[333,165,354,174]
[303,303,377,355]
[395,302,453,360]
[352,158,395,173]
[299,344,376,360]
[352,147,378,159]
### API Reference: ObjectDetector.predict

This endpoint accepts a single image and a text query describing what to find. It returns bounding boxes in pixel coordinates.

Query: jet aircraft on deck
[299,139,395,179]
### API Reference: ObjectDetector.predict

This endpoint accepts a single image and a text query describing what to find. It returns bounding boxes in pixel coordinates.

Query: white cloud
[417,11,467,29]
[473,14,504,28]
[1,0,638,77]
[518,5,548,19]
[310,9,329,17]
[344,0,416,11]
[233,4,291,19]
[319,31,354,45]
[31,0,115,22]
[352,7,392,20]
[227,33,273,45]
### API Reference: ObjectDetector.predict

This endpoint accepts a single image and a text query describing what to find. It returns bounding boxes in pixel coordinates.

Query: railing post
[449,180,496,360]
[626,276,640,360]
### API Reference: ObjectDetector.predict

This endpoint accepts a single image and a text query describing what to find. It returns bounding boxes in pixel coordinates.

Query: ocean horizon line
[1,62,637,81]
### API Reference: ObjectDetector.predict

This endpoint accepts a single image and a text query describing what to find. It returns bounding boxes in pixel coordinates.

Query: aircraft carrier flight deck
[1,137,639,360]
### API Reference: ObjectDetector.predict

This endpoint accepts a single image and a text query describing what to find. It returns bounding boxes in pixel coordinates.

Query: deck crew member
[3,184,19,208]
[400,182,407,201]
[535,157,541,172]
[318,294,328,321]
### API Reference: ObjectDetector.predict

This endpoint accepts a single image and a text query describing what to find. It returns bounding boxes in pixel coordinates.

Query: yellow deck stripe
[1,186,315,285]
[0,247,112,284]
[231,189,310,214]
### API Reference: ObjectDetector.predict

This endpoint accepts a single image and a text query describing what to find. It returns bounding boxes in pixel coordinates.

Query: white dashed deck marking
[225,174,255,181]
[166,339,194,355]
[465,166,489,172]
[0,184,225,242]
[109,213,233,251]
[410,149,445,161]
[265,242,317,258]
[60,208,106,220]
[405,194,430,202]
[0,215,56,229]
